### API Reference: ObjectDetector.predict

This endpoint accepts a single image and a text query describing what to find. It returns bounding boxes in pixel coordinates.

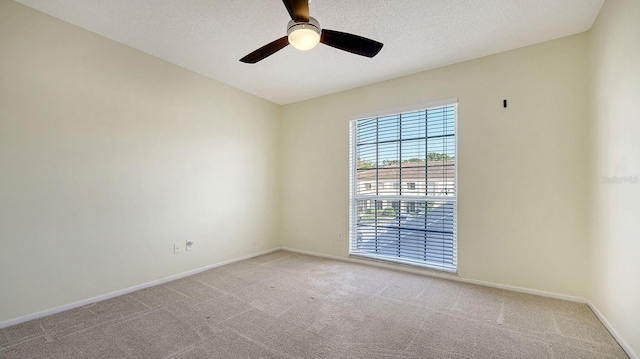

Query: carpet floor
[0,251,628,358]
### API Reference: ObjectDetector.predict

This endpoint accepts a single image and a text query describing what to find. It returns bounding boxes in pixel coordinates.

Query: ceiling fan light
[288,28,320,50]
[287,17,321,51]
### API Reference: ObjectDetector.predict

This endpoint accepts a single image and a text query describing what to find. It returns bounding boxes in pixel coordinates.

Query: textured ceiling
[14,0,604,105]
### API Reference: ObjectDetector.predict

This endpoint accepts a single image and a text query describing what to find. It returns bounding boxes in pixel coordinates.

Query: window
[406,201,417,213]
[427,181,436,195]
[350,103,457,272]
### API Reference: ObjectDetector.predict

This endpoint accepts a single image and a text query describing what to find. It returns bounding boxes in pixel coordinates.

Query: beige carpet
[0,251,628,358]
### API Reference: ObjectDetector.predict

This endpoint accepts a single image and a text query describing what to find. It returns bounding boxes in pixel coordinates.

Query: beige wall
[280,34,591,297]
[590,0,640,356]
[0,0,280,322]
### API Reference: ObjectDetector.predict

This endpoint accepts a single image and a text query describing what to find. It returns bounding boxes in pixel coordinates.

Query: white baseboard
[0,247,281,330]
[281,247,587,303]
[588,302,637,359]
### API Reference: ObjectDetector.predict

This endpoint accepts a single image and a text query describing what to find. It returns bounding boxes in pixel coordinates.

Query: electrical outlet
[186,240,194,251]
[174,243,182,254]
[337,232,343,241]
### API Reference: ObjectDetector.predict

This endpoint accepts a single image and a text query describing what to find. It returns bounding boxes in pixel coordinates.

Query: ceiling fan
[240,0,383,64]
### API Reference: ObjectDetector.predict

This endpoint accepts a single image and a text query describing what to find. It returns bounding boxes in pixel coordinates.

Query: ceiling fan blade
[282,0,309,22]
[320,29,383,58]
[240,36,290,64]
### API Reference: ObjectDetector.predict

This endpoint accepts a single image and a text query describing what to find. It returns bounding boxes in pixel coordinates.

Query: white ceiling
[14,0,604,105]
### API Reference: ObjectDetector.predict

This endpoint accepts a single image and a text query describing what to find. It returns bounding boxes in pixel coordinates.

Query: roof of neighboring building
[357,161,455,182]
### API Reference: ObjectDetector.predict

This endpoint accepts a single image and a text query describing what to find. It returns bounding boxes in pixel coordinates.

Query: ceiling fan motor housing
[287,16,321,36]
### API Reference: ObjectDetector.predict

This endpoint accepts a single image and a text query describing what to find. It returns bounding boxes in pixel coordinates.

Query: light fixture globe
[287,17,321,51]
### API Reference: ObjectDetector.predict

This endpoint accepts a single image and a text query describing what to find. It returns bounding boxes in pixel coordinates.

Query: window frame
[348,100,458,273]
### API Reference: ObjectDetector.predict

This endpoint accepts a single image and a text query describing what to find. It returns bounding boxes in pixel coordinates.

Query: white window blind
[349,104,457,272]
